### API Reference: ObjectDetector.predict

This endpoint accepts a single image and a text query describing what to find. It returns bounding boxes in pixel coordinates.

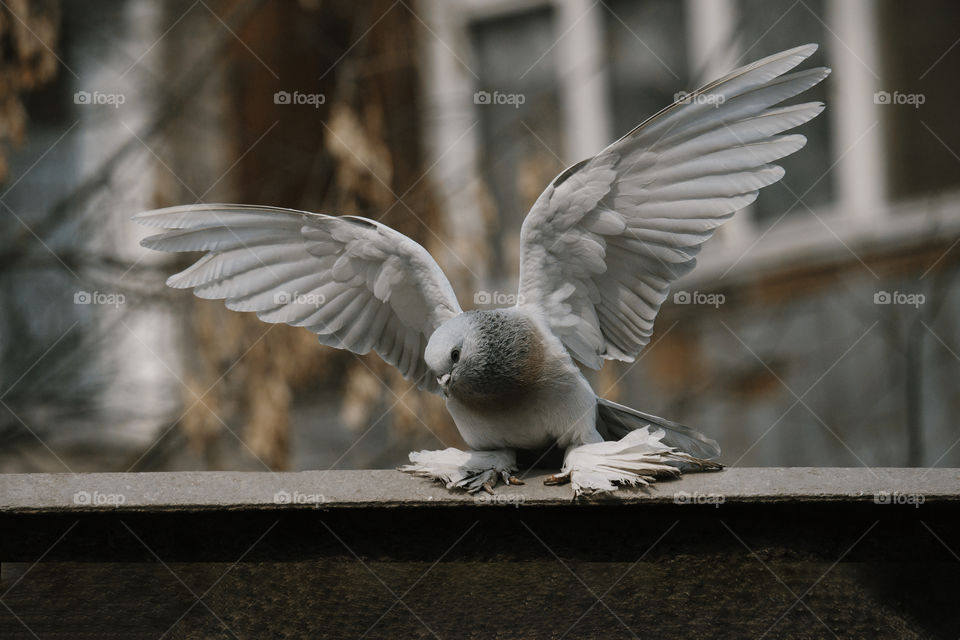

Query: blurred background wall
[1,0,958,474]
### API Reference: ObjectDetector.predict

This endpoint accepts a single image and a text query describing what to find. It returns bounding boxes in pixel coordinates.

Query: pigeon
[135,44,829,496]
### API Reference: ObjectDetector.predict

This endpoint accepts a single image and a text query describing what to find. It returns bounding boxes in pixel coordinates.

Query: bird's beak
[437,373,451,395]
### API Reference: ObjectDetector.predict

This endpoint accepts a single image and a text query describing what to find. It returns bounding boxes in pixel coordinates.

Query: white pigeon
[135,45,829,496]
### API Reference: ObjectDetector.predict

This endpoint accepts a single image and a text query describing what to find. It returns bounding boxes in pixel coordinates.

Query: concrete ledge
[1,467,957,512]
[2,469,958,638]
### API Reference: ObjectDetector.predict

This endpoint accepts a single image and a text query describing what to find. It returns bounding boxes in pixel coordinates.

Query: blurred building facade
[1,0,958,473]
[422,0,960,468]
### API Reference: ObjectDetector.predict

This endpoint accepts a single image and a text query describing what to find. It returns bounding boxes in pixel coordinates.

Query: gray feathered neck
[452,310,544,408]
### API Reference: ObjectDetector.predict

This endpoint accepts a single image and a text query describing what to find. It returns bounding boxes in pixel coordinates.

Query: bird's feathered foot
[400,448,522,494]
[552,427,722,498]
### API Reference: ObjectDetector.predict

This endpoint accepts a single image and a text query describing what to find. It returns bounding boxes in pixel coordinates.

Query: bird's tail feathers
[596,398,721,460]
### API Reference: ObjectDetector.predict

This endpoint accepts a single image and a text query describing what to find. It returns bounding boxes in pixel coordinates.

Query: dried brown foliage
[0,0,59,182]
[176,0,461,469]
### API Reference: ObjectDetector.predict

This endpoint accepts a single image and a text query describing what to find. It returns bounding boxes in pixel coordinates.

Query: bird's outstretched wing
[517,44,829,368]
[135,204,462,393]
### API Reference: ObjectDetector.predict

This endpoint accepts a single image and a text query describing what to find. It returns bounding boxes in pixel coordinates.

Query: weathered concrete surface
[1,467,957,512]
[2,469,958,639]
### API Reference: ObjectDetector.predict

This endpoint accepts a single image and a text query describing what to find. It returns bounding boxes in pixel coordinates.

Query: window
[877,0,960,200]
[603,0,690,138]
[735,0,834,223]
[470,6,562,282]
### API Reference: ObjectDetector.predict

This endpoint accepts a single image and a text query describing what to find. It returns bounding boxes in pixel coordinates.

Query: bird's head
[425,313,475,396]
[425,310,544,405]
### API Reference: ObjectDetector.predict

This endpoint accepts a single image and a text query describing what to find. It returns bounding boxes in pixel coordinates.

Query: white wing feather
[518,44,830,367]
[135,204,462,393]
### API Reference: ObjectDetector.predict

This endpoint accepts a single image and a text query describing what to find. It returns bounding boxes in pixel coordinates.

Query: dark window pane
[736,0,834,223]
[603,0,689,137]
[470,7,561,282]
[878,0,960,199]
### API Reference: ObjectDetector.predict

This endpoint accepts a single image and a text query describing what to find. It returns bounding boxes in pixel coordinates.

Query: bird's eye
[450,347,460,363]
